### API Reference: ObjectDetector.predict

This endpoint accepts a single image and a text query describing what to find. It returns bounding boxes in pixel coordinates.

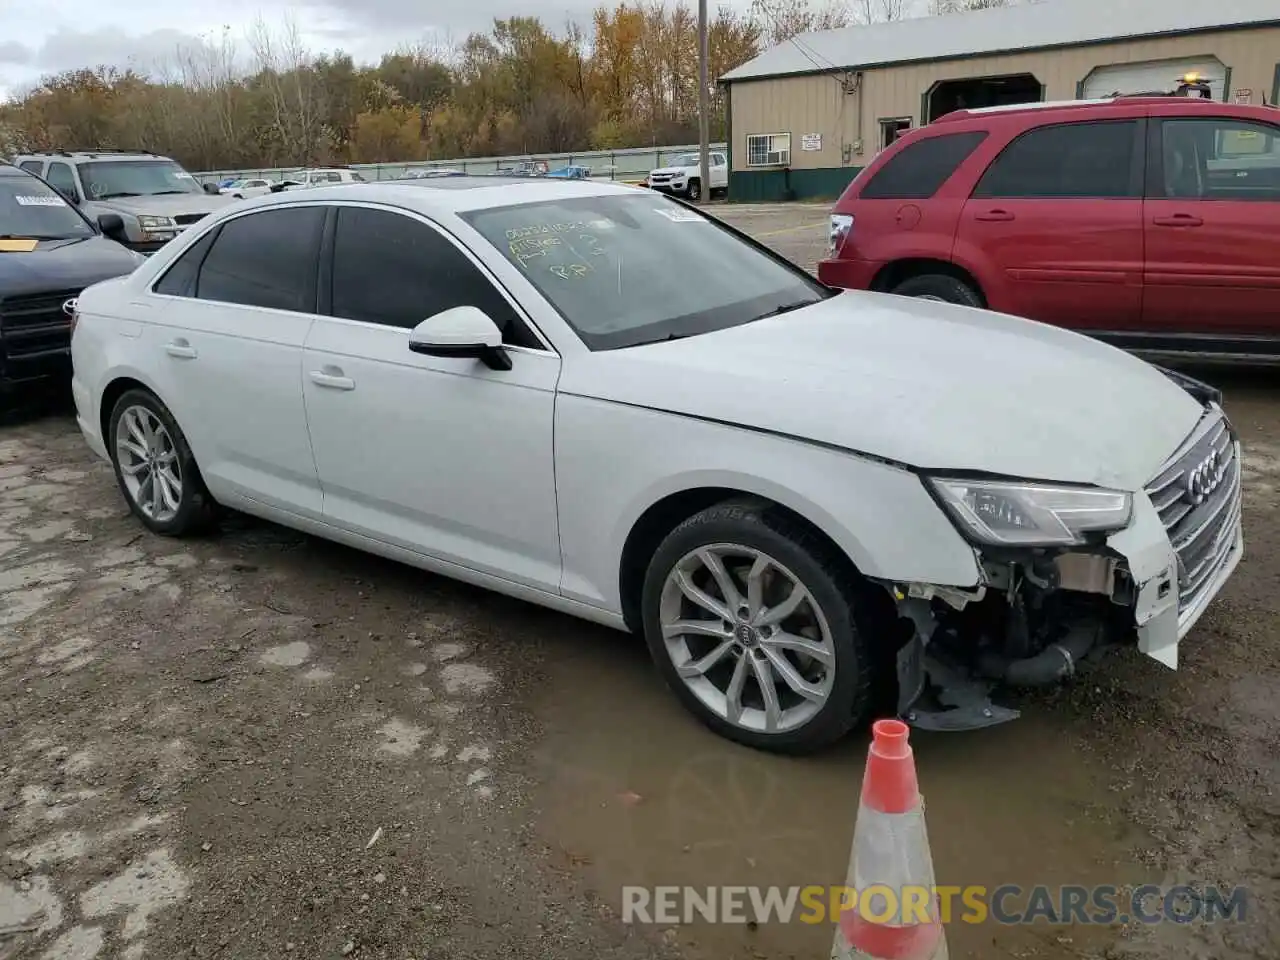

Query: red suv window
[972,120,1139,198]
[859,131,988,200]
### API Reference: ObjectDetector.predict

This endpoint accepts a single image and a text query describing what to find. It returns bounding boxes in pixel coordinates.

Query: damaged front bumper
[891,405,1244,732]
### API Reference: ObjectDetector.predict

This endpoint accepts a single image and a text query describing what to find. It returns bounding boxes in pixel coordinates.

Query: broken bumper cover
[902,407,1243,731]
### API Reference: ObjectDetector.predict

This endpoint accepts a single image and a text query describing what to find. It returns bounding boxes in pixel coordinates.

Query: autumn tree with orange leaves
[0,0,872,169]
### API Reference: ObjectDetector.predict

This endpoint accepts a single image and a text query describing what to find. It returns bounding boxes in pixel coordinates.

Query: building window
[879,118,912,151]
[746,133,791,167]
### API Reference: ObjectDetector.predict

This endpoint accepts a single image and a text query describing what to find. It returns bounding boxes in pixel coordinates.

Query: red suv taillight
[828,214,854,258]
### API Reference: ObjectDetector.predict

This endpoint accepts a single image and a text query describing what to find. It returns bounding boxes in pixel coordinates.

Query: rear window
[858,131,988,200]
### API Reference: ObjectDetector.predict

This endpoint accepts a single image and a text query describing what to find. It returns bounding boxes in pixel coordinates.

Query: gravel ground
[1,203,1277,960]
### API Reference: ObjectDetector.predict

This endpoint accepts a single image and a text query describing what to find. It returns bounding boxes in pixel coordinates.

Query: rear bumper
[72,374,109,461]
[816,257,881,290]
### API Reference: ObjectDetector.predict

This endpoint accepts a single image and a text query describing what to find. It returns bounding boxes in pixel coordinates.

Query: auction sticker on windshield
[14,195,66,207]
[653,208,704,222]
[0,239,39,252]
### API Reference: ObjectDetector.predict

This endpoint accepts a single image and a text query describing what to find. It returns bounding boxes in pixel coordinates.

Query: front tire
[640,500,876,754]
[108,388,217,536]
[686,178,701,202]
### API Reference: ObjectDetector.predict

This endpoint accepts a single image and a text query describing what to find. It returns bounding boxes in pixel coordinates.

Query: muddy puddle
[531,629,1155,960]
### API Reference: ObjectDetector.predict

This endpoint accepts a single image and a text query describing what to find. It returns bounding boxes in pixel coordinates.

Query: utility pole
[697,0,710,204]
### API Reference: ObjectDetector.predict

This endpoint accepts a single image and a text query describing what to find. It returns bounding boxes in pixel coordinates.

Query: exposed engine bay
[891,365,1233,732]
[885,550,1139,731]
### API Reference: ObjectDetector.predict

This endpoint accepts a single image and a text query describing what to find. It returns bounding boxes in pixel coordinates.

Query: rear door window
[859,131,988,199]
[194,207,325,312]
[973,120,1139,198]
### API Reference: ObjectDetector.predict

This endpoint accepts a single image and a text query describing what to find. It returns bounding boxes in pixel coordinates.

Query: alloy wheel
[659,544,836,734]
[115,404,183,523]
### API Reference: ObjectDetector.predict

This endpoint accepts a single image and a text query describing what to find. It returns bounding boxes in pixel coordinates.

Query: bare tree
[854,0,907,23]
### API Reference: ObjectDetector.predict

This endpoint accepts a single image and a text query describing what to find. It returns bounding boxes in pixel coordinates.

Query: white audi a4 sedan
[70,176,1243,753]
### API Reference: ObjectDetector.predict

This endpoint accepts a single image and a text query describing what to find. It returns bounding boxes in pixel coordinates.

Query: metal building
[721,0,1280,201]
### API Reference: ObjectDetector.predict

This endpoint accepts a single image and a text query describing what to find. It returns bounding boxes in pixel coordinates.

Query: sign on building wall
[1233,89,1253,104]
[801,134,823,151]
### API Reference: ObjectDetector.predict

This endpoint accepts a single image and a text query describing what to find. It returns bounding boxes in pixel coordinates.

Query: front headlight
[927,478,1133,547]
[137,215,177,234]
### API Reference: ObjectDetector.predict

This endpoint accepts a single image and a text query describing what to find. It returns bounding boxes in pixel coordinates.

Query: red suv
[819,95,1280,361]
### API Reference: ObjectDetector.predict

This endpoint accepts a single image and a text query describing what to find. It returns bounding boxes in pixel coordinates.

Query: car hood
[102,194,233,217]
[0,236,143,301]
[562,291,1204,491]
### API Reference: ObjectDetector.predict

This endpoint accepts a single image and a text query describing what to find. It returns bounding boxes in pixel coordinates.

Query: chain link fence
[194,142,726,185]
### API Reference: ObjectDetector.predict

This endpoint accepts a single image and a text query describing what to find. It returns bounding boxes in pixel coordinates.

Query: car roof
[931,94,1231,126]
[224,176,639,217]
[14,150,173,162]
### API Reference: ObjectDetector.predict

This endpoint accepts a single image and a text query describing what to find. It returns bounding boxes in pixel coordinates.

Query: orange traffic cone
[832,719,948,960]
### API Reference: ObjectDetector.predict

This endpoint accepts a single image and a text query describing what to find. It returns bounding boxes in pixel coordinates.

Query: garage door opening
[925,73,1042,123]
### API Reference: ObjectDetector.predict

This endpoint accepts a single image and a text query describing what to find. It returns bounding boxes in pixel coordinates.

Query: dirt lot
[2,203,1278,960]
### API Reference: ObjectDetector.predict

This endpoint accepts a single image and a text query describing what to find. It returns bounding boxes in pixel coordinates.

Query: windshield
[666,154,699,168]
[461,193,831,350]
[79,160,205,200]
[0,173,95,240]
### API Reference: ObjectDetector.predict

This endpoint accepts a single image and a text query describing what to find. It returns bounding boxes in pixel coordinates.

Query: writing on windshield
[462,194,828,351]
[506,221,609,279]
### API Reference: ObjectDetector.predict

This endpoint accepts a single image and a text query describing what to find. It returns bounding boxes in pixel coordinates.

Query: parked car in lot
[279,169,366,190]
[69,177,1242,752]
[400,168,465,179]
[820,93,1280,362]
[219,178,274,198]
[12,150,234,255]
[646,151,728,200]
[0,164,144,401]
[546,165,592,179]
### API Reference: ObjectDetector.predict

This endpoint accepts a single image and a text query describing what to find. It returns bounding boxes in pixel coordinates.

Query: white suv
[647,151,728,200]
[281,168,366,190]
[68,178,1242,752]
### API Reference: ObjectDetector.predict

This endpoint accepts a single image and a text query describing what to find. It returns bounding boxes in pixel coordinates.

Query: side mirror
[408,306,511,371]
[98,213,127,242]
[202,182,220,195]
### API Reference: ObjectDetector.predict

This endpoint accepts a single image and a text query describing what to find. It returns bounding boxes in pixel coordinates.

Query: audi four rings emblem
[1184,449,1224,505]
[61,298,78,317]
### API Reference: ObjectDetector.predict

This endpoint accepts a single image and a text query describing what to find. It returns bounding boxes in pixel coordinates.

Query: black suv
[0,164,143,403]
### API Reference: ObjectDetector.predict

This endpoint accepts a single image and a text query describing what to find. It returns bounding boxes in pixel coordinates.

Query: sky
[0,0,756,101]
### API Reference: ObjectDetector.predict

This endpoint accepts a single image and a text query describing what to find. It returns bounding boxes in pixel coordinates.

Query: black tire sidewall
[686,179,700,201]
[891,274,982,307]
[107,388,212,536]
[640,504,871,754]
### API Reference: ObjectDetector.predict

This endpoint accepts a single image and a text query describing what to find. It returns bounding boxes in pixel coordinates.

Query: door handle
[974,209,1014,222]
[164,340,197,359]
[1152,214,1203,227]
[309,368,355,391]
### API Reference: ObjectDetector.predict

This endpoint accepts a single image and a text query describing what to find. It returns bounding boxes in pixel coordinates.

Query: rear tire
[640,500,878,754]
[107,388,217,537]
[890,273,982,307]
